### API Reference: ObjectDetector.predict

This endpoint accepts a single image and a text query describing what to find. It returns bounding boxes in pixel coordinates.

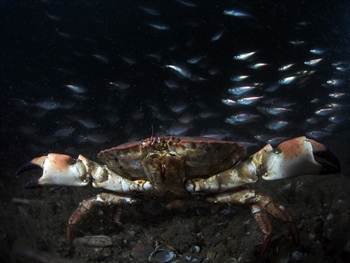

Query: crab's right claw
[16,154,90,188]
[263,136,341,180]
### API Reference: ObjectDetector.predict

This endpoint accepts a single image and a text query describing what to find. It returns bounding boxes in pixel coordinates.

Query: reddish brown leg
[250,204,273,254]
[257,193,300,246]
[67,193,138,242]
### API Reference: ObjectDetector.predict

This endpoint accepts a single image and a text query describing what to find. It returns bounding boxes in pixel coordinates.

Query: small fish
[233,51,257,60]
[221,99,237,106]
[167,123,192,135]
[248,63,269,69]
[46,12,61,21]
[306,131,330,140]
[35,101,61,110]
[109,81,130,90]
[235,141,258,148]
[329,115,346,124]
[315,108,336,116]
[139,6,160,16]
[230,75,249,82]
[170,101,188,114]
[278,63,295,71]
[254,134,270,142]
[278,76,298,85]
[324,124,338,132]
[199,111,216,119]
[326,79,344,86]
[86,134,108,143]
[289,40,305,45]
[176,0,197,7]
[329,93,346,99]
[178,112,196,124]
[76,118,98,129]
[223,9,251,18]
[266,120,289,132]
[310,48,326,55]
[228,86,256,95]
[266,137,290,145]
[187,55,205,64]
[257,106,292,115]
[225,113,259,125]
[166,64,192,79]
[121,56,137,65]
[149,23,170,30]
[201,129,230,140]
[211,28,226,41]
[306,117,319,124]
[53,127,76,137]
[304,58,323,66]
[65,84,86,93]
[265,84,279,92]
[237,96,263,105]
[164,80,180,90]
[92,54,109,63]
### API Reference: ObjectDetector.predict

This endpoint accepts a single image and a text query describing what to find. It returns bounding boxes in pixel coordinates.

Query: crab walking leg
[206,189,299,254]
[250,204,273,254]
[67,193,139,242]
[256,193,299,245]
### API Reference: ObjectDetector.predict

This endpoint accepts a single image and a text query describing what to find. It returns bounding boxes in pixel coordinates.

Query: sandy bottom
[1,137,349,263]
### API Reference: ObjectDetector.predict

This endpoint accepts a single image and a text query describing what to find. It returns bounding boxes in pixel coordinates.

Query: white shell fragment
[72,235,112,247]
[148,249,176,263]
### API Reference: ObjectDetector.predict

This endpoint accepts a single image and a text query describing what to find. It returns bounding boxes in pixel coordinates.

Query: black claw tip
[16,161,41,175]
[314,149,341,175]
[24,179,41,189]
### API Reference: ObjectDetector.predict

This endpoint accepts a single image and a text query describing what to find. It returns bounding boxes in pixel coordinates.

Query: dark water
[1,0,350,262]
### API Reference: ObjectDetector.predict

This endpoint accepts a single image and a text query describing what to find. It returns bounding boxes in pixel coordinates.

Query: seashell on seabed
[148,248,176,263]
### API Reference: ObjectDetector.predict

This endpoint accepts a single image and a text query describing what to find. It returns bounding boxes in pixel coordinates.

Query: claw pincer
[17,154,90,188]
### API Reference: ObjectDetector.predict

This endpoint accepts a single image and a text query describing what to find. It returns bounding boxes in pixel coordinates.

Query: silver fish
[148,23,170,30]
[237,96,263,105]
[166,64,192,79]
[278,76,297,85]
[228,86,256,95]
[266,120,289,132]
[221,99,237,106]
[233,51,257,60]
[65,84,86,93]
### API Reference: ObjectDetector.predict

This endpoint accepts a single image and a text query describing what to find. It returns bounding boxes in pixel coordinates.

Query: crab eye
[274,148,282,154]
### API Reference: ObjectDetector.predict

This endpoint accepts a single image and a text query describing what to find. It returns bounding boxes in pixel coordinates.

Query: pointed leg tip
[260,233,272,254]
[288,221,300,246]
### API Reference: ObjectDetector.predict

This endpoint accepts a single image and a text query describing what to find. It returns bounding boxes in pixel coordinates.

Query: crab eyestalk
[16,154,91,188]
[262,136,341,180]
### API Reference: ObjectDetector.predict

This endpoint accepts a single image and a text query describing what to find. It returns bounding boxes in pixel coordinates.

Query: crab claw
[263,136,341,180]
[16,154,90,188]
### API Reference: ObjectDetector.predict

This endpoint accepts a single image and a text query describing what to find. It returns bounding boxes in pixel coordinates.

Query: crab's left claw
[263,136,341,180]
[16,154,91,188]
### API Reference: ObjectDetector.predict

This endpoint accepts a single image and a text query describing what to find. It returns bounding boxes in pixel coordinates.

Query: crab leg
[206,190,298,254]
[67,193,139,242]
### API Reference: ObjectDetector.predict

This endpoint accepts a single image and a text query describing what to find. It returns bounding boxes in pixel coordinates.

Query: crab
[16,136,340,253]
